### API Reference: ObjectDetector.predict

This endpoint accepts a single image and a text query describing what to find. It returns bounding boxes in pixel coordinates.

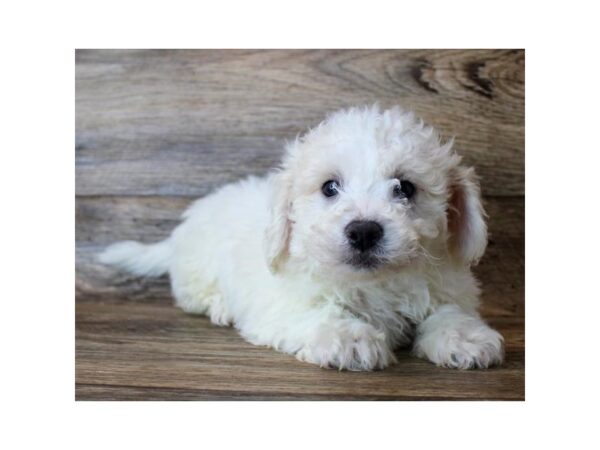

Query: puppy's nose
[345,220,384,252]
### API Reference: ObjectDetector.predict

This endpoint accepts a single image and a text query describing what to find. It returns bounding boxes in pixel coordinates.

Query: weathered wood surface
[76,49,524,197]
[75,49,524,400]
[76,196,524,400]
[76,302,523,400]
[76,196,523,318]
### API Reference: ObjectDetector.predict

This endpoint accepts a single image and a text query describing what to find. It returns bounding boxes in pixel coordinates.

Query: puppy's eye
[393,180,416,200]
[322,180,340,197]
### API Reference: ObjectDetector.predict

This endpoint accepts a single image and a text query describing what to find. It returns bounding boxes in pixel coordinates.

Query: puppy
[100,105,504,371]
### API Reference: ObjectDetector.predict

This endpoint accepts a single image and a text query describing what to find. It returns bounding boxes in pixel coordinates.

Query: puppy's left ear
[447,165,488,265]
[264,170,293,274]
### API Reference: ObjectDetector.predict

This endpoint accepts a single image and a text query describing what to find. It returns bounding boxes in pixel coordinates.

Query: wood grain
[76,302,523,401]
[75,49,525,400]
[75,195,523,400]
[76,196,523,317]
[76,310,524,400]
[76,49,524,197]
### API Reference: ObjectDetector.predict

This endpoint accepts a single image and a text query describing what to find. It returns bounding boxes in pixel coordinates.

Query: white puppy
[99,105,504,371]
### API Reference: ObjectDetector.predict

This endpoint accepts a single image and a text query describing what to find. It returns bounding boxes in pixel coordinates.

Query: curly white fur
[100,105,504,371]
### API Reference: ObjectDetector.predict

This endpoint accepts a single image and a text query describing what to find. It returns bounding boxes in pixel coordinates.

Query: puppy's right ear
[264,170,293,274]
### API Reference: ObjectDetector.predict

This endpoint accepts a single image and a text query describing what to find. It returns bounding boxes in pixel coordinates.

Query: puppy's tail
[98,239,173,277]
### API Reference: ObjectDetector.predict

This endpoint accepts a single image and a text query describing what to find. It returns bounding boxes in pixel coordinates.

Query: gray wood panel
[75,49,525,400]
[76,49,524,197]
[76,196,523,318]
[76,300,524,400]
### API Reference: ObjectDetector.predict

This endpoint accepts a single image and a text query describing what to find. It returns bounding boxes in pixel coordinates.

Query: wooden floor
[76,49,524,400]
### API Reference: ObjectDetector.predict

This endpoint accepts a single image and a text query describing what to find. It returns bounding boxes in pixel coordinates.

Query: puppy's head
[264,105,487,280]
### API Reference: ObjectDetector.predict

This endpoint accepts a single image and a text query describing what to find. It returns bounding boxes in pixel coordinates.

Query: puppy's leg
[239,302,395,371]
[169,261,232,326]
[295,317,395,371]
[412,304,504,369]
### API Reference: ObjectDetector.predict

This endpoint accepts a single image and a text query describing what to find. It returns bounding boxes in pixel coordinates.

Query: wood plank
[76,301,523,400]
[76,194,523,243]
[75,48,524,399]
[75,194,523,400]
[76,49,524,197]
[76,195,523,242]
[476,196,525,318]
[76,195,188,244]
[76,196,523,316]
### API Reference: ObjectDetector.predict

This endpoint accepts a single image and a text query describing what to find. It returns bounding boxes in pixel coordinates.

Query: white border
[3,0,600,448]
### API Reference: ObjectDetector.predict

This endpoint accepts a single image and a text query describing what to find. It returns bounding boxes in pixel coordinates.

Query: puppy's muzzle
[345,220,384,252]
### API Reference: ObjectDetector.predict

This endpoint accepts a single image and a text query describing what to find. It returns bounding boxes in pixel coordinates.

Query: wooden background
[76,49,524,400]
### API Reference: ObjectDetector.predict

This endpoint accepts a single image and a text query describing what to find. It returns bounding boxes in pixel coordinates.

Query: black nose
[345,220,384,252]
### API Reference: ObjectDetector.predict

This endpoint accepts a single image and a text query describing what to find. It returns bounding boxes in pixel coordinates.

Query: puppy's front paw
[414,323,504,369]
[296,321,394,371]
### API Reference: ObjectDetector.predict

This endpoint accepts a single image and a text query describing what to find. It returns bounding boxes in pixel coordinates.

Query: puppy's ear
[447,166,488,265]
[264,170,293,274]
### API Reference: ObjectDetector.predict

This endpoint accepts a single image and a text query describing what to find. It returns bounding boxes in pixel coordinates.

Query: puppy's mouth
[345,251,384,270]
[343,247,417,272]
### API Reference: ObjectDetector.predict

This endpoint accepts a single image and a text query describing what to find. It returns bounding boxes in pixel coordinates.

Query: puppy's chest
[342,280,432,327]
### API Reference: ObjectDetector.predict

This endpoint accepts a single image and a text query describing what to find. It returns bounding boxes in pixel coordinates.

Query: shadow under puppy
[100,105,504,371]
